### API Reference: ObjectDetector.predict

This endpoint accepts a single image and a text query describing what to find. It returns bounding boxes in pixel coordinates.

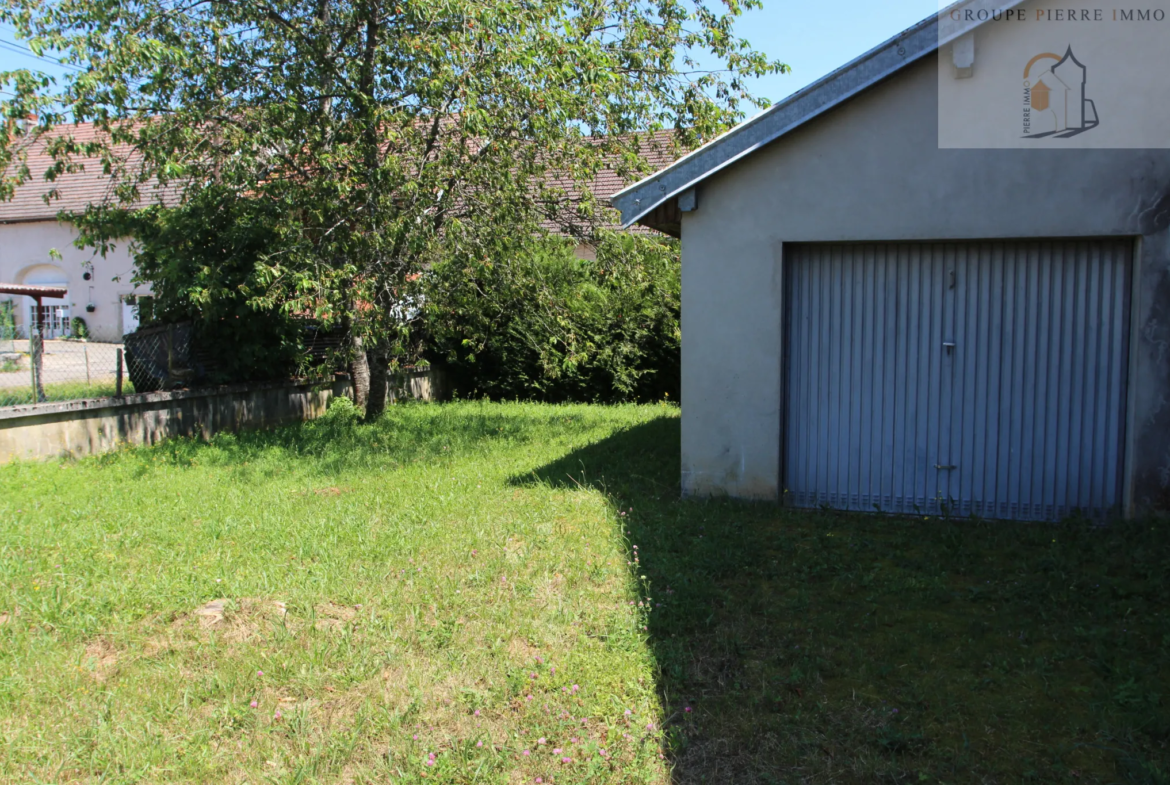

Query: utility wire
[0,37,84,72]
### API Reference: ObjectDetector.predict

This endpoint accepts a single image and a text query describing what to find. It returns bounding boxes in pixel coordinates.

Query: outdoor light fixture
[82,271,92,280]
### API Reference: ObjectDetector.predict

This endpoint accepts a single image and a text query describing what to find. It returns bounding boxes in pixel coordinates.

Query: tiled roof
[0,122,681,229]
[587,129,679,206]
[540,129,681,235]
[0,122,150,222]
[0,283,68,297]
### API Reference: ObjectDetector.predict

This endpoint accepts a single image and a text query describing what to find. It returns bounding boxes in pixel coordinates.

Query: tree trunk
[366,345,389,420]
[348,333,370,412]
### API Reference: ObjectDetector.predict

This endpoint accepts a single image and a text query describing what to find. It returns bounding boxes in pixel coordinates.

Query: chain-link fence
[1,321,323,409]
[0,334,133,407]
[5,321,212,408]
[1,319,381,410]
[0,323,207,407]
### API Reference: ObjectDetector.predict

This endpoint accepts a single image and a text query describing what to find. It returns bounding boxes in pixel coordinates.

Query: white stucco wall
[0,220,146,343]
[680,50,1170,512]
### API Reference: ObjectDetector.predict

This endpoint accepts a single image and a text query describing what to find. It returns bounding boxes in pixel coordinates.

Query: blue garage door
[783,240,1132,521]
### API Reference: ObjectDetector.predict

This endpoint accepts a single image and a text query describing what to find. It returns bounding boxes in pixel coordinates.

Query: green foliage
[0,299,15,340]
[320,393,361,424]
[74,189,305,383]
[424,232,680,403]
[0,0,785,352]
[68,316,88,339]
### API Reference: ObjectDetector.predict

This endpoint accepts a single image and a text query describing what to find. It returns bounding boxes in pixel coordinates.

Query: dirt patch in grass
[183,597,291,643]
[507,637,544,662]
[82,637,119,682]
[313,601,357,631]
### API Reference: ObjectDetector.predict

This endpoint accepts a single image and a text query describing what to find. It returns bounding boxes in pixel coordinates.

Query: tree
[0,0,786,417]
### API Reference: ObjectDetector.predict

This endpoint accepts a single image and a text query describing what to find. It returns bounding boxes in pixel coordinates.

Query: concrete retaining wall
[0,365,440,463]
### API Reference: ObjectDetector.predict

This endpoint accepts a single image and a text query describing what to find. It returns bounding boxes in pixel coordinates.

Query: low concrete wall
[0,364,442,464]
[0,378,348,464]
[394,365,444,403]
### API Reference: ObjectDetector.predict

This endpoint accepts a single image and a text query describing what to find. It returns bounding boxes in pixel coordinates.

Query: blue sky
[0,2,942,106]
[710,0,940,105]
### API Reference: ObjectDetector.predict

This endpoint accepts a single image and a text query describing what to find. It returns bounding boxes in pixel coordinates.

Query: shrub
[73,188,306,384]
[0,300,15,340]
[423,231,680,403]
[70,317,89,340]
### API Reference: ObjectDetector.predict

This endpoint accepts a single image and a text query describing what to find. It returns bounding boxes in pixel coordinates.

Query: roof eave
[610,0,1027,228]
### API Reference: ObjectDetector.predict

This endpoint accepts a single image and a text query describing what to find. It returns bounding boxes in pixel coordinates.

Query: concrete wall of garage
[680,50,1170,513]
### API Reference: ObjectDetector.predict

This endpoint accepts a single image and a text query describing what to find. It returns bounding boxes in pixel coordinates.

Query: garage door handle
[943,341,956,355]
[935,464,957,471]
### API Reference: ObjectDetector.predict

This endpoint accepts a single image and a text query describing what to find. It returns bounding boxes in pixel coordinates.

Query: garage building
[611,2,1170,519]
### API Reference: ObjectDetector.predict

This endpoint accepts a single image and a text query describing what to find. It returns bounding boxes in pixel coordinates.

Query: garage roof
[609,0,1027,234]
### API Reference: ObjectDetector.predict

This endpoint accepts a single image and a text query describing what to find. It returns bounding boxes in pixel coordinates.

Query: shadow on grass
[515,418,1170,785]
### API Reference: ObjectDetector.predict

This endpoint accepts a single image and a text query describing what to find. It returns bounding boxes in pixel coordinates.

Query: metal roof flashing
[611,1,1028,229]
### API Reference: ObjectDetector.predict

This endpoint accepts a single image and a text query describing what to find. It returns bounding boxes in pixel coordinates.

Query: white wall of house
[0,220,147,343]
[679,50,1170,512]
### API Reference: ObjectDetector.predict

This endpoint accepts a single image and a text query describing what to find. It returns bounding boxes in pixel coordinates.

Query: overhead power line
[0,37,84,72]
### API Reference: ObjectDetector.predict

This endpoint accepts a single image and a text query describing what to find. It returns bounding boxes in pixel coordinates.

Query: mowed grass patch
[0,401,673,784]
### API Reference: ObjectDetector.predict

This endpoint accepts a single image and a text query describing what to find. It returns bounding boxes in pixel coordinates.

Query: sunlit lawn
[0,400,1167,784]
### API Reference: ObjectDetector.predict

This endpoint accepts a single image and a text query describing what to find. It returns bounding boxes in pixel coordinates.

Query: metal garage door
[783,240,1131,521]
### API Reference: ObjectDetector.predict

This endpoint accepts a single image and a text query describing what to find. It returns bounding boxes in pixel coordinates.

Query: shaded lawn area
[0,402,1166,784]
[540,421,1170,785]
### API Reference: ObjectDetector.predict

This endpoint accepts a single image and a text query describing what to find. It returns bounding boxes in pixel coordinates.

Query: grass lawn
[0,400,1167,784]
[0,381,135,408]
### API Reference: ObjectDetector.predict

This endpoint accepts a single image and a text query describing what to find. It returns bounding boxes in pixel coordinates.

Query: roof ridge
[610,0,1029,229]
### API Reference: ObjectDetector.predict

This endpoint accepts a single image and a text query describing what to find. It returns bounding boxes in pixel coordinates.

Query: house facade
[612,0,1170,519]
[0,218,144,343]
[0,122,150,343]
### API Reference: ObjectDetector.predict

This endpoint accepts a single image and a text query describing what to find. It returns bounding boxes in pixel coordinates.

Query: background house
[613,1,1170,520]
[0,123,151,343]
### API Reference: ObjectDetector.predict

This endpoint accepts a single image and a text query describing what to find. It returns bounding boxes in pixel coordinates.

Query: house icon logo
[1022,47,1100,138]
